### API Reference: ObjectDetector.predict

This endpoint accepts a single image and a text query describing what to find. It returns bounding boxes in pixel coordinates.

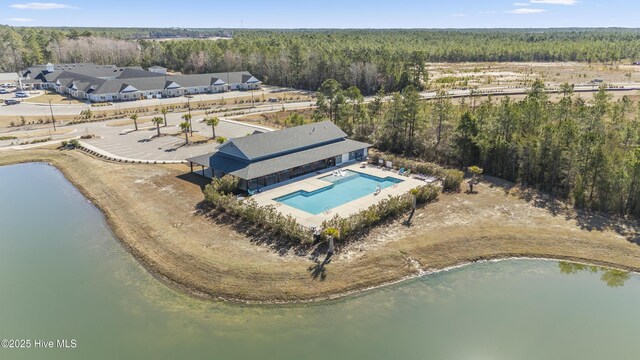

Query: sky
[0,0,638,28]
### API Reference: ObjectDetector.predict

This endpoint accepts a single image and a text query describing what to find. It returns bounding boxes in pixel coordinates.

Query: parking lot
[81,115,270,161]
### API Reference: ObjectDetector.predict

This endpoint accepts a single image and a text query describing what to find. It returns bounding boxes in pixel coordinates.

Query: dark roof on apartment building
[23,63,125,80]
[21,63,261,96]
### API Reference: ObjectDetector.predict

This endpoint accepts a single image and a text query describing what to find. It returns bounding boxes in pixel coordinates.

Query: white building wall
[239,83,261,90]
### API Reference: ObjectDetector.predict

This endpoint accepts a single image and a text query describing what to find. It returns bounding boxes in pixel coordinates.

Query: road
[2,81,638,162]
[0,85,309,117]
[419,82,640,100]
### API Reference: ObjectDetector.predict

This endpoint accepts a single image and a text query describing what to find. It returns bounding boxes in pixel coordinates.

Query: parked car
[15,92,28,98]
[4,99,20,105]
[0,89,8,94]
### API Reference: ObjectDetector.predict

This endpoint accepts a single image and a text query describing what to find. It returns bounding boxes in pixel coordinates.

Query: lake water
[1,163,640,360]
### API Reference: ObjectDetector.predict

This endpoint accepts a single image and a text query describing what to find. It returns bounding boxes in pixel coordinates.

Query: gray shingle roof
[22,63,260,96]
[118,68,165,79]
[186,152,212,167]
[218,121,347,161]
[28,63,125,81]
[209,138,370,180]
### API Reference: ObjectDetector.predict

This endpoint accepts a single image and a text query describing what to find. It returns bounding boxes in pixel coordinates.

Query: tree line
[312,79,640,217]
[4,27,640,94]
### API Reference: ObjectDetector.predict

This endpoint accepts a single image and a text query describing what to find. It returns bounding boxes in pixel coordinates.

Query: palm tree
[179,121,190,145]
[181,113,193,136]
[160,107,168,126]
[130,114,139,131]
[151,117,163,137]
[205,117,219,139]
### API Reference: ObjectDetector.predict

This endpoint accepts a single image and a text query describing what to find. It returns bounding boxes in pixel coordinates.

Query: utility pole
[187,97,193,136]
[48,99,56,131]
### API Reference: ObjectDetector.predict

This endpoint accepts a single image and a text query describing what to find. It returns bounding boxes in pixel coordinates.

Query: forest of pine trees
[313,79,640,217]
[3,27,640,94]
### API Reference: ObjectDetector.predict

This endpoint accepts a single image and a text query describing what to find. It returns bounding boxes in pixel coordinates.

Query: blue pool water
[274,170,403,214]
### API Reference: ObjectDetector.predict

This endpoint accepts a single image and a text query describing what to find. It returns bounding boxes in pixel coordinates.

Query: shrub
[322,185,439,240]
[411,185,440,204]
[203,184,312,243]
[61,140,68,147]
[68,139,80,148]
[441,169,464,192]
[80,109,92,119]
[211,175,239,195]
[216,136,227,144]
[323,227,340,239]
[369,149,464,192]
[468,166,483,175]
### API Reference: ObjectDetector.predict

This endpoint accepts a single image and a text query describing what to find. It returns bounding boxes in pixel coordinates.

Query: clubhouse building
[187,121,371,192]
[19,63,261,103]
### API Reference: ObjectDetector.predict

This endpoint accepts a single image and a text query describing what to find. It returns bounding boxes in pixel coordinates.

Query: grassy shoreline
[1,148,639,303]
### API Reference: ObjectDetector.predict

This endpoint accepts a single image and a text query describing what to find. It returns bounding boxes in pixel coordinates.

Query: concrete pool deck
[251,163,427,227]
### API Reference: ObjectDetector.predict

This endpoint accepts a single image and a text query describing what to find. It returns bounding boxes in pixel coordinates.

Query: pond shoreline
[1,148,639,304]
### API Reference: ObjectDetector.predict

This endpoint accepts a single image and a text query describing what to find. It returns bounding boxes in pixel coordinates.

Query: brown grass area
[106,118,154,127]
[23,92,84,105]
[10,128,74,139]
[1,149,638,303]
[428,61,640,89]
[236,108,316,128]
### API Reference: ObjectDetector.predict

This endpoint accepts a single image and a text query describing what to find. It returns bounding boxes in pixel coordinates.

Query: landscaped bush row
[321,185,439,240]
[203,176,438,244]
[368,149,464,192]
[203,180,313,243]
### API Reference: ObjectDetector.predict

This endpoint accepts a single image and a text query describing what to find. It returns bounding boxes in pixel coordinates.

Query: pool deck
[250,162,427,227]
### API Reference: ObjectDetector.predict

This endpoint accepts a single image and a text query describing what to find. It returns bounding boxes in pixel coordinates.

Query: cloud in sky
[513,2,530,6]
[507,8,547,14]
[530,0,577,4]
[5,17,33,22]
[9,2,77,10]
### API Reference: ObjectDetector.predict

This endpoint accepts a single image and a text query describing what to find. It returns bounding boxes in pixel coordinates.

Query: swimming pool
[274,170,403,215]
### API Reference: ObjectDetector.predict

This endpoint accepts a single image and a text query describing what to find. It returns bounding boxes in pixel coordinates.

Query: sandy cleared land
[0,148,638,303]
[429,61,640,84]
[235,108,315,128]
